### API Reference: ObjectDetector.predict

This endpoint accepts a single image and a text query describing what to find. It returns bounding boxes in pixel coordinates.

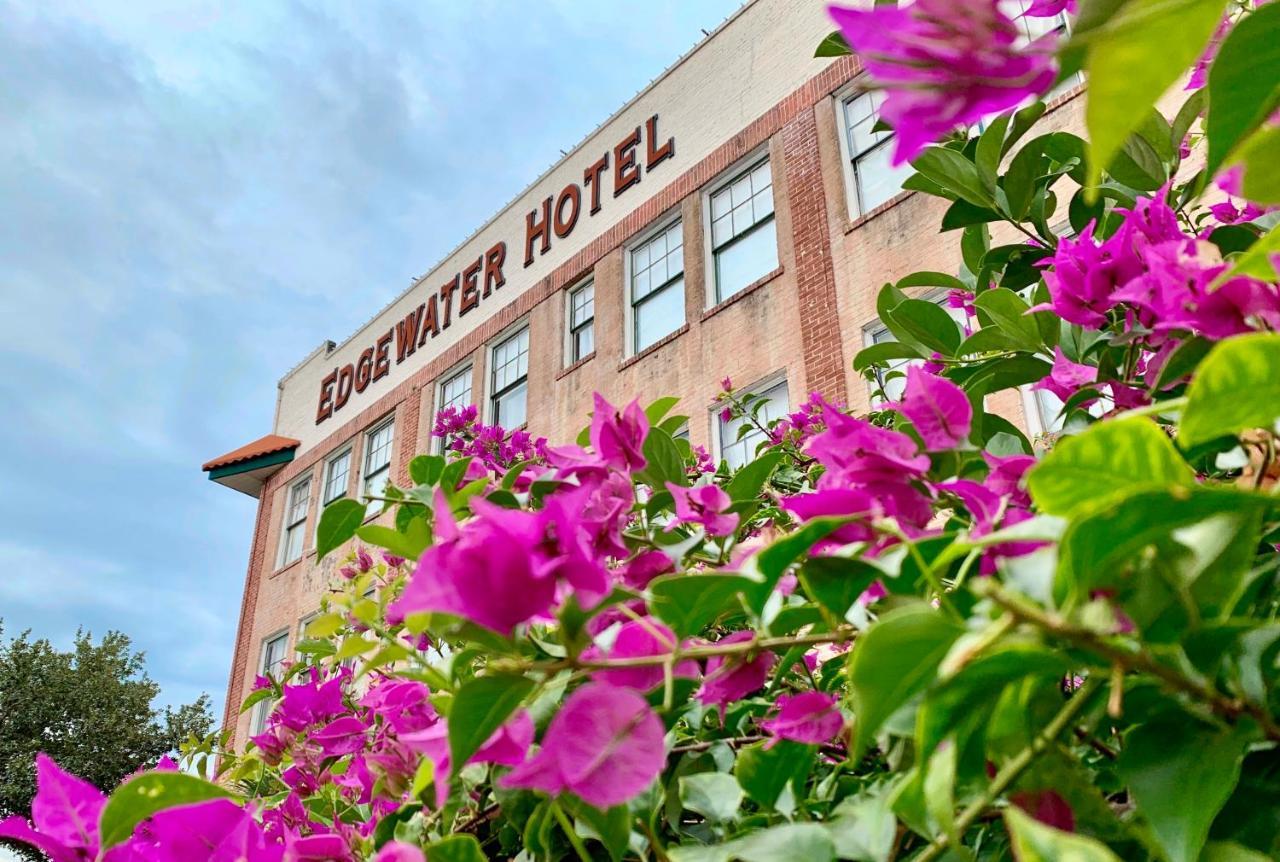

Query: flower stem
[978,581,1280,741]
[551,800,593,862]
[915,677,1103,862]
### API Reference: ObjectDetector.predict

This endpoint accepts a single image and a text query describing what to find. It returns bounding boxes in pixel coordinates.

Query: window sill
[556,351,596,381]
[701,267,783,323]
[844,189,916,234]
[619,324,690,371]
[270,555,307,579]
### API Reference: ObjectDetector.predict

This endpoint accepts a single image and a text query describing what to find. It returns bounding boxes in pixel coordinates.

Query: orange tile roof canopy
[202,434,300,472]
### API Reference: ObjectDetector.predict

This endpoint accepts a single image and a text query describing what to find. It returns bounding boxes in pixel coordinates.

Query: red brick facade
[218,50,1087,743]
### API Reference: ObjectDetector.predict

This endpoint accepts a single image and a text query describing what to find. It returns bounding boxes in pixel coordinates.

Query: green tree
[0,621,212,829]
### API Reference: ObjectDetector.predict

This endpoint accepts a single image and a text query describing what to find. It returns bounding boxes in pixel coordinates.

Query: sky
[0,0,746,725]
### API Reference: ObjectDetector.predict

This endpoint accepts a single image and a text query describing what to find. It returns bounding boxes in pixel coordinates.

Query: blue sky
[0,0,745,723]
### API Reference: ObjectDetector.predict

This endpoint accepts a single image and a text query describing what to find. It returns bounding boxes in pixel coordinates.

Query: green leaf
[814,30,851,58]
[847,603,965,758]
[734,740,812,810]
[1236,125,1280,204]
[897,271,970,292]
[315,498,366,560]
[425,834,488,862]
[973,287,1053,353]
[853,341,923,373]
[1026,417,1194,516]
[100,772,236,848]
[1205,2,1280,178]
[1083,0,1227,191]
[649,573,756,638]
[724,450,782,502]
[799,556,881,619]
[1225,223,1280,281]
[637,426,687,488]
[679,772,743,823]
[1180,333,1280,446]
[1171,89,1207,154]
[827,789,897,862]
[976,113,1011,197]
[409,454,445,487]
[1004,806,1123,861]
[910,146,994,208]
[645,395,682,425]
[1004,138,1046,220]
[238,686,274,715]
[1202,842,1275,862]
[1117,717,1255,862]
[1057,486,1268,613]
[563,800,632,862]
[883,299,963,357]
[670,823,836,862]
[355,523,426,561]
[748,517,851,611]
[447,674,535,770]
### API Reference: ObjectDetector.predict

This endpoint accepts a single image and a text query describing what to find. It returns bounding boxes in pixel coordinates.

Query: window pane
[714,222,779,302]
[324,451,350,502]
[440,368,472,410]
[494,380,528,428]
[710,160,774,251]
[288,478,310,525]
[1034,388,1065,433]
[573,321,594,361]
[719,381,788,470]
[635,278,685,352]
[855,139,913,214]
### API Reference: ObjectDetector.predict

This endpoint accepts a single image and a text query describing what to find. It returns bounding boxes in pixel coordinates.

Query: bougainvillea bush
[6,0,1280,859]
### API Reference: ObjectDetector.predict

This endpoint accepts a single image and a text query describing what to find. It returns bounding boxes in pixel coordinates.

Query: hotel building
[202,0,1081,745]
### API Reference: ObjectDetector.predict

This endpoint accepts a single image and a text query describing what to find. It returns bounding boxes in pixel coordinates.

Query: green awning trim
[206,447,296,480]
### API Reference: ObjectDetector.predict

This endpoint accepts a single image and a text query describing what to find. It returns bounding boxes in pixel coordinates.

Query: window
[361,419,395,513]
[630,221,685,353]
[567,281,595,363]
[490,327,530,429]
[323,448,351,504]
[436,366,472,453]
[719,379,789,470]
[251,631,289,734]
[278,475,311,567]
[709,159,778,302]
[842,90,914,217]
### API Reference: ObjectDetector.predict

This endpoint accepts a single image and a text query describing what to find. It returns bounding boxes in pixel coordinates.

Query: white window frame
[322,446,352,505]
[251,630,289,735]
[489,325,530,429]
[835,85,915,221]
[277,474,311,568]
[565,278,595,365]
[625,216,685,356]
[361,417,395,513]
[715,375,790,471]
[704,152,778,305]
[435,363,474,454]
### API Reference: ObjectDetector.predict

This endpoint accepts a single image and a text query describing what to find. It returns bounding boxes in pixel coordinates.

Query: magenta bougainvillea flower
[389,492,556,634]
[1024,0,1076,16]
[806,411,930,484]
[828,0,1057,164]
[1035,223,1143,327]
[666,482,739,537]
[1031,347,1099,404]
[897,366,973,450]
[374,842,426,862]
[760,692,845,747]
[590,392,649,472]
[0,754,106,862]
[501,683,665,808]
[697,631,777,715]
[584,618,699,692]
